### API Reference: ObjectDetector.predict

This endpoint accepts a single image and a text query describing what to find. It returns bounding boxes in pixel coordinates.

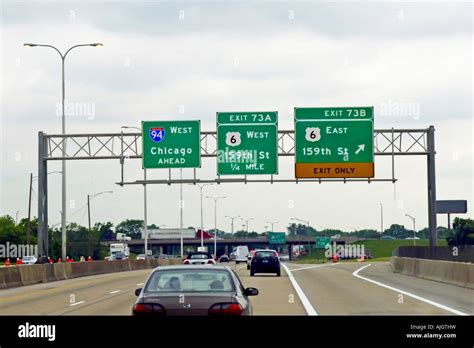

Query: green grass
[293,239,447,263]
[354,239,447,258]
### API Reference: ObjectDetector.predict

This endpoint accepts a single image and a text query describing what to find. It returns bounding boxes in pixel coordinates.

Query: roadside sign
[217,112,278,175]
[294,107,374,178]
[436,200,468,214]
[316,237,331,249]
[268,232,286,244]
[142,120,201,169]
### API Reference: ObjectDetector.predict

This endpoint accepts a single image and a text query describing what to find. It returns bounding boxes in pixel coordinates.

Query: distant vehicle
[136,254,146,260]
[219,254,229,263]
[183,252,216,265]
[250,249,280,277]
[278,254,290,261]
[405,237,420,240]
[197,246,209,252]
[246,250,256,270]
[230,246,250,264]
[331,235,341,239]
[110,243,130,258]
[380,236,396,240]
[116,232,132,241]
[21,256,37,265]
[114,252,127,260]
[158,254,172,259]
[132,265,258,316]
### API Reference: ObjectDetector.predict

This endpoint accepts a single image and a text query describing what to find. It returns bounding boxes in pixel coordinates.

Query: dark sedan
[250,249,281,276]
[133,265,258,316]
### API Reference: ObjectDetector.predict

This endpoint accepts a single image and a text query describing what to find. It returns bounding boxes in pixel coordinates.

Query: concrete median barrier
[391,256,474,289]
[0,258,183,289]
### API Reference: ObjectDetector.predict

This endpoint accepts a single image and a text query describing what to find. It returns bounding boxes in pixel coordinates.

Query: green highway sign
[268,232,286,244]
[316,237,331,249]
[217,111,278,175]
[142,120,201,169]
[295,107,374,178]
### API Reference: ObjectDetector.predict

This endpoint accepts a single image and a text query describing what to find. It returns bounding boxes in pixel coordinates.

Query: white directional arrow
[355,144,365,155]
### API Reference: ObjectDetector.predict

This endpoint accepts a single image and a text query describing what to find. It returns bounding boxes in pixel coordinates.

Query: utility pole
[241,217,253,233]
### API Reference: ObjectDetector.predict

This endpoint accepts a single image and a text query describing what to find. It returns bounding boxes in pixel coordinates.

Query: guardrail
[0,258,182,290]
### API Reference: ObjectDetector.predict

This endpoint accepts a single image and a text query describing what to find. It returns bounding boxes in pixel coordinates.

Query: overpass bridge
[107,236,362,260]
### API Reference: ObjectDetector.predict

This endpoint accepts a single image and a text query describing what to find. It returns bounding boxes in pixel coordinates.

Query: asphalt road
[0,261,471,315]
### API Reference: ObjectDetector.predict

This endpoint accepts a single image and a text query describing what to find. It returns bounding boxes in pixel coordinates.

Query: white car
[136,254,146,260]
[405,237,420,240]
[21,256,37,265]
[183,252,216,265]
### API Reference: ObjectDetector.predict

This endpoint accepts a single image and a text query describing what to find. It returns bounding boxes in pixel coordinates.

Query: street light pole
[226,215,240,234]
[87,191,113,258]
[24,42,103,261]
[189,183,213,248]
[207,196,226,259]
[241,217,253,233]
[380,203,384,234]
[405,214,416,246]
[266,220,278,233]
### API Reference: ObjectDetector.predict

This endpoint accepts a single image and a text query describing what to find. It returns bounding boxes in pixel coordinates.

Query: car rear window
[189,254,211,259]
[145,270,235,292]
[255,251,277,258]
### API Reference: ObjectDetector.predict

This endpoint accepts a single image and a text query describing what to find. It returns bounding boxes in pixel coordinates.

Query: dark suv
[250,250,280,277]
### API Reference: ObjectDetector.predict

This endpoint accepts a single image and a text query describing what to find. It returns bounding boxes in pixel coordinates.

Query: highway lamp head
[90,43,103,47]
[23,43,37,47]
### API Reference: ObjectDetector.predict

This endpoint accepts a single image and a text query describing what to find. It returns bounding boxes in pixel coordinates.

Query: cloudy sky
[1,0,472,234]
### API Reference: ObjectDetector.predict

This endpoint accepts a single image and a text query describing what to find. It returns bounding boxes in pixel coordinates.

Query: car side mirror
[135,288,142,296]
[244,287,258,296]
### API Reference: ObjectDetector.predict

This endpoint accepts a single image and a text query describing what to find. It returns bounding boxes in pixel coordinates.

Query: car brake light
[208,303,243,316]
[207,259,215,264]
[133,303,166,315]
[183,259,190,264]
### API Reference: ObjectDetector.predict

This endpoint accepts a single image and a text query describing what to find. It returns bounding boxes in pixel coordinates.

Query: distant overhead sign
[268,232,286,244]
[217,112,278,175]
[436,200,468,214]
[142,120,201,169]
[316,237,331,249]
[294,107,374,178]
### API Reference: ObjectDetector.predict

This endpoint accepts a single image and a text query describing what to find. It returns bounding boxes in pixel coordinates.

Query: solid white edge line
[109,290,121,294]
[281,263,318,316]
[136,283,144,286]
[352,264,468,316]
[69,301,85,307]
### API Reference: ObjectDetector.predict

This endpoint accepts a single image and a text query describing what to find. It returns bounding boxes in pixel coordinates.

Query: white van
[230,246,250,264]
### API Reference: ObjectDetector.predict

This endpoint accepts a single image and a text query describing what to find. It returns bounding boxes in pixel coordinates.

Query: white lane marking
[290,262,340,272]
[352,264,468,316]
[109,290,121,294]
[69,301,85,307]
[136,283,144,286]
[281,263,318,316]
